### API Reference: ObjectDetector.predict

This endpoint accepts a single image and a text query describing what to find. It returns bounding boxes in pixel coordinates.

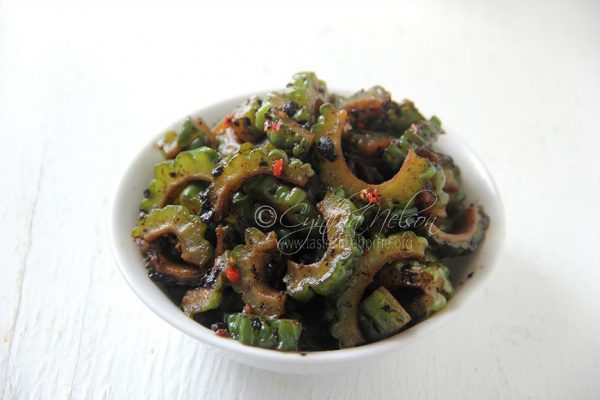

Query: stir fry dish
[132,72,489,351]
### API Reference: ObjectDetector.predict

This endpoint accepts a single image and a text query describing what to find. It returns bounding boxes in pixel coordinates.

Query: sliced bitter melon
[229,228,287,317]
[255,72,328,131]
[226,313,302,351]
[182,228,287,318]
[242,176,320,229]
[132,205,213,284]
[181,251,229,316]
[427,205,489,257]
[159,117,218,158]
[312,104,435,210]
[372,99,428,135]
[207,144,314,221]
[335,86,391,129]
[381,117,444,172]
[284,190,364,302]
[213,95,264,144]
[265,108,314,158]
[375,260,454,321]
[330,231,428,348]
[358,286,411,341]
[140,147,219,212]
[178,182,208,214]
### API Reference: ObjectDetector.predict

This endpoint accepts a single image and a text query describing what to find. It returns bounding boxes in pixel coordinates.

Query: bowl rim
[109,90,505,367]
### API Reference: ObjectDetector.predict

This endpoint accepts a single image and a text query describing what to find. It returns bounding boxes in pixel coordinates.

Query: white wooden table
[2,1,599,399]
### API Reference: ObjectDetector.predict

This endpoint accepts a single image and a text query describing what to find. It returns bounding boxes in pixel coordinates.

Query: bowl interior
[109,93,505,373]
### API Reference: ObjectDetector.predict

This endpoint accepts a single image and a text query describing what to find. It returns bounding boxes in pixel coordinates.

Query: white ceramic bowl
[109,92,505,374]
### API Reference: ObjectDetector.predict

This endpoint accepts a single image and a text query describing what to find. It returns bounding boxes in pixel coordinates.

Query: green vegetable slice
[359,286,411,341]
[375,260,454,320]
[312,104,435,209]
[427,205,489,257]
[416,150,463,218]
[214,95,264,143]
[417,165,450,219]
[182,228,287,317]
[131,205,213,283]
[330,231,427,348]
[229,228,286,317]
[285,190,363,302]
[382,117,444,171]
[348,130,395,157]
[255,71,328,131]
[265,108,314,158]
[335,86,391,128]
[159,117,217,158]
[227,313,302,351]
[243,176,320,229]
[225,192,258,233]
[178,182,207,214]
[373,99,427,135]
[181,251,229,316]
[207,143,314,221]
[140,147,219,212]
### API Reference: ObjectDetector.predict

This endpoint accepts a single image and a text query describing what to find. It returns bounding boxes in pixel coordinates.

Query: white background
[1,0,599,399]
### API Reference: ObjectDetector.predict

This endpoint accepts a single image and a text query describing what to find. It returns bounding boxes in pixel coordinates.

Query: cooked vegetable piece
[183,228,287,318]
[420,150,465,215]
[427,206,489,257]
[412,149,465,218]
[336,86,391,128]
[375,260,454,320]
[178,182,207,214]
[229,228,286,317]
[207,143,314,220]
[227,313,302,350]
[231,191,257,219]
[265,108,314,158]
[225,191,258,232]
[374,99,427,135]
[349,131,395,157]
[417,166,450,219]
[159,118,217,158]
[359,286,411,341]
[312,104,436,210]
[140,147,219,211]
[243,176,320,230]
[135,239,203,284]
[214,96,264,143]
[181,251,229,316]
[285,190,363,302]
[255,72,328,131]
[382,117,444,171]
[214,225,234,256]
[442,164,460,194]
[330,231,427,348]
[132,205,213,283]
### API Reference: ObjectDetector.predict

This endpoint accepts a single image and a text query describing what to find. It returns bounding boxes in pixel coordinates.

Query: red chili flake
[215,328,231,338]
[226,266,240,283]
[365,188,379,204]
[224,114,235,127]
[264,119,282,132]
[272,158,284,178]
[272,120,282,132]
